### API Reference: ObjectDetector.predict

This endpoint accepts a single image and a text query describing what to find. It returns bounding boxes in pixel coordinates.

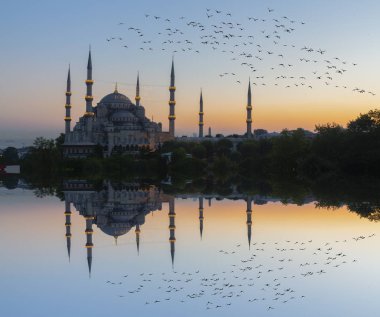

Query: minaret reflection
[63,181,258,273]
[168,198,176,267]
[85,214,94,277]
[135,224,141,255]
[246,196,253,249]
[63,181,165,275]
[199,197,204,239]
[64,201,72,261]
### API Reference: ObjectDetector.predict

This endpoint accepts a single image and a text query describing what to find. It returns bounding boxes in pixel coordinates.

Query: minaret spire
[199,197,204,239]
[135,72,141,106]
[199,90,204,138]
[246,78,253,138]
[84,48,94,117]
[168,58,176,137]
[64,66,72,135]
[168,198,176,268]
[246,196,253,249]
[64,201,72,261]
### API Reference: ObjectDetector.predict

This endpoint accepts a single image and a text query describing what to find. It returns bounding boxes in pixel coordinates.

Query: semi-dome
[99,90,133,106]
[99,223,133,237]
[110,110,138,122]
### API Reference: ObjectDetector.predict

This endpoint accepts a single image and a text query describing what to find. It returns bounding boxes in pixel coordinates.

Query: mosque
[62,50,254,158]
[63,50,177,157]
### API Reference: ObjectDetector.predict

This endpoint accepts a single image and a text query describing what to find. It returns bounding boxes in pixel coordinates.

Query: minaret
[246,78,253,138]
[246,196,252,249]
[135,72,141,107]
[84,48,94,117]
[64,66,72,134]
[208,127,212,137]
[64,201,72,261]
[199,90,204,138]
[168,198,176,267]
[135,224,141,255]
[85,215,94,277]
[168,59,176,137]
[198,197,204,239]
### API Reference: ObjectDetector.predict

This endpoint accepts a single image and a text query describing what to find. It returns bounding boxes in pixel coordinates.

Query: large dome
[99,91,133,105]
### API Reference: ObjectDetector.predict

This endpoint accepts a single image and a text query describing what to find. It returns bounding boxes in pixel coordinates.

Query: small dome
[100,91,133,105]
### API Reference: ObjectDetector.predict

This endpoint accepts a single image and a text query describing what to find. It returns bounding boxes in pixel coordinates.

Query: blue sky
[1,0,379,146]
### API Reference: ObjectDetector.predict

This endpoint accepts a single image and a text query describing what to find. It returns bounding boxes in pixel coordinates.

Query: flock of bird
[105,7,376,97]
[105,233,376,313]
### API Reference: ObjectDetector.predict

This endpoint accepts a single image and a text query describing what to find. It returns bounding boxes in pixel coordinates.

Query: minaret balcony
[168,115,176,120]
[168,101,176,105]
[246,118,253,123]
[85,80,94,84]
[169,86,176,91]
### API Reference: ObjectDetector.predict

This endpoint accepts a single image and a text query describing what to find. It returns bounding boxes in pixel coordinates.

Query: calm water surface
[0,182,379,317]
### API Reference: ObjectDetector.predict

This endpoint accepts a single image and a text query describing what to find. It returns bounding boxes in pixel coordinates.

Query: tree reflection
[2,174,380,222]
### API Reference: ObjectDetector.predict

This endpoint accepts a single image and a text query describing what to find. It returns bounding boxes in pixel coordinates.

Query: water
[1,181,379,317]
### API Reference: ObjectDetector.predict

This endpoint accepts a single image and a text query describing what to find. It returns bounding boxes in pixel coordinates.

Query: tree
[215,139,233,157]
[270,129,311,175]
[2,147,19,164]
[254,129,268,136]
[347,109,380,133]
[315,122,344,135]
[33,137,55,150]
[55,133,65,149]
[192,144,206,159]
[21,137,61,175]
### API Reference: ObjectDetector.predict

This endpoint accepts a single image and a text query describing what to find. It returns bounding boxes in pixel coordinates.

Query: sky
[0,0,379,146]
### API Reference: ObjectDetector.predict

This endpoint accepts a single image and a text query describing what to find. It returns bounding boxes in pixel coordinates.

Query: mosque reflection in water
[63,181,259,275]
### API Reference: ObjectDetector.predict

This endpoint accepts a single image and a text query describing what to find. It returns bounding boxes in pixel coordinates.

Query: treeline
[20,134,167,179]
[17,109,380,180]
[3,172,380,222]
[163,109,380,179]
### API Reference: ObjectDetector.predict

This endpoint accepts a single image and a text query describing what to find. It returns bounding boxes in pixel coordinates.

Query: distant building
[63,50,176,158]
